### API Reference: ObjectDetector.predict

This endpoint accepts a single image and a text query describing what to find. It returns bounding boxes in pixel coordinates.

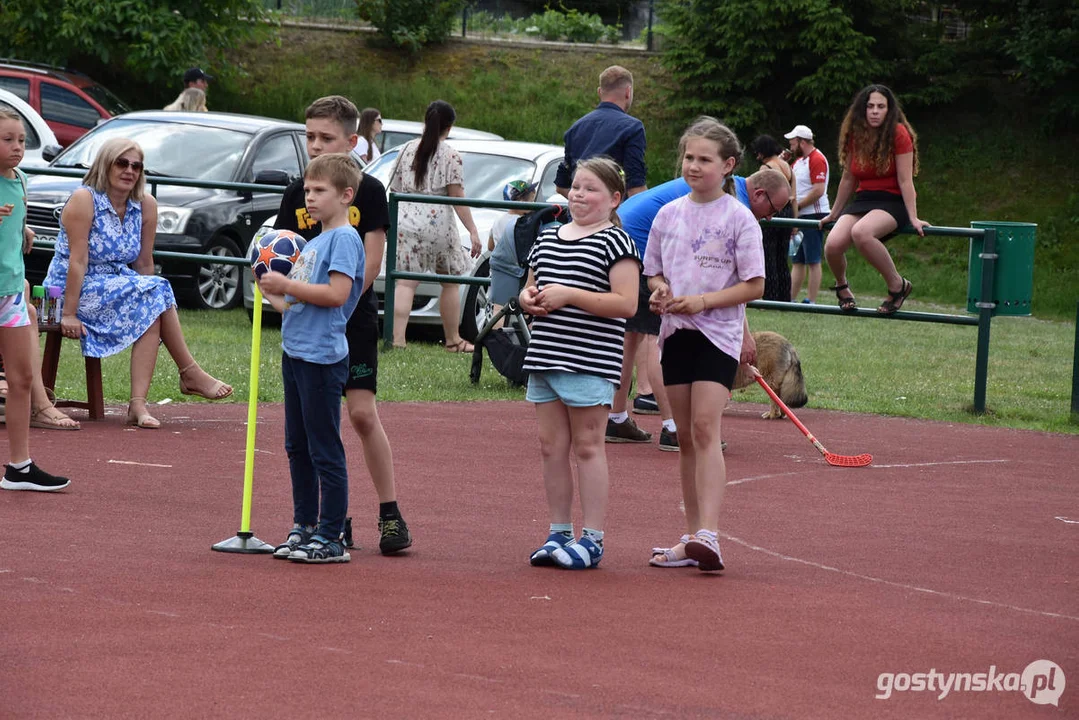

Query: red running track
[2,400,1077,719]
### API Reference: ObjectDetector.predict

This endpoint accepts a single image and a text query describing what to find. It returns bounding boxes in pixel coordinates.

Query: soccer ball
[250,229,306,280]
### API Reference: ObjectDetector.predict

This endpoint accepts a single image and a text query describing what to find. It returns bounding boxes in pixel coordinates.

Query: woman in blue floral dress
[45,138,231,428]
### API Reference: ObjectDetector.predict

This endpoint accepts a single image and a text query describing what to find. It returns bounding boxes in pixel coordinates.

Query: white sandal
[649,534,699,568]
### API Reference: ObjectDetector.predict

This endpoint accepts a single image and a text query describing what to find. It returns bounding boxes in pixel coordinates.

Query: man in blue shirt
[555,65,647,198]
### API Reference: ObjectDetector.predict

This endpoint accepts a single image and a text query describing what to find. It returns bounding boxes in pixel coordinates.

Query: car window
[80,83,130,116]
[377,131,418,152]
[54,118,252,182]
[0,77,30,102]
[248,133,302,182]
[364,149,399,188]
[0,101,40,149]
[40,82,100,129]
[538,159,560,202]
[459,153,536,202]
[364,149,536,203]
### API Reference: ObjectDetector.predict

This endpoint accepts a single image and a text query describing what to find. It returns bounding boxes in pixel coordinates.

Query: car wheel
[187,235,243,310]
[460,257,490,343]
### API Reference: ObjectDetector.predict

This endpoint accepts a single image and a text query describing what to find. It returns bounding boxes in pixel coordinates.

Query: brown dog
[732,331,807,419]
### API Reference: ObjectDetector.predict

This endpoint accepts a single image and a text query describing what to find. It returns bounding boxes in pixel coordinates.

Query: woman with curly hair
[818,84,928,315]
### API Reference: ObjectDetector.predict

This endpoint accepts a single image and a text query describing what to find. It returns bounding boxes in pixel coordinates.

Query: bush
[471,7,620,44]
[356,0,465,53]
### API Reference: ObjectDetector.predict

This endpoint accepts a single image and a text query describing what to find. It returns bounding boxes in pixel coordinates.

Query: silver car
[244,138,565,341]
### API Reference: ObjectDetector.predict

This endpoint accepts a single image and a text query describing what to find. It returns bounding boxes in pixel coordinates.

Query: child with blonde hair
[0,110,70,491]
[645,118,765,571]
[520,156,639,569]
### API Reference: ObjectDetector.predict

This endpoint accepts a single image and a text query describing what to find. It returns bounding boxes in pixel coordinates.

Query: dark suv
[0,60,130,146]
[25,111,306,310]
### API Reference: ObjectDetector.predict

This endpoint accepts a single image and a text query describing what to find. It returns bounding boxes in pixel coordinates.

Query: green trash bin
[967,221,1036,316]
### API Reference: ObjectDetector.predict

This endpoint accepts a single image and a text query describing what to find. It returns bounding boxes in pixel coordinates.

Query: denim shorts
[526,370,615,408]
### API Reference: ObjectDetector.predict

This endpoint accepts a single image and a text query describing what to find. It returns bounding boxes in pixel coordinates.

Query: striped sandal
[529,532,572,566]
[551,537,603,569]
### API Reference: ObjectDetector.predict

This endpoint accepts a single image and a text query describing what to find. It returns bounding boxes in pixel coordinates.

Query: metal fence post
[1072,301,1079,417]
[972,227,997,414]
[382,193,399,349]
[647,0,654,51]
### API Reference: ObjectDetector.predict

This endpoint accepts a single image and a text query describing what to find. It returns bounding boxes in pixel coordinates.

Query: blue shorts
[793,213,825,265]
[526,370,615,408]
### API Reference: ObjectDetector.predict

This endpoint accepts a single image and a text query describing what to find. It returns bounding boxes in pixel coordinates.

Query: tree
[357,0,466,54]
[0,1,274,90]
[657,0,884,132]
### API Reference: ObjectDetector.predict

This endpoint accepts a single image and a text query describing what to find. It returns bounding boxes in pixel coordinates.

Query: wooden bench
[38,323,104,420]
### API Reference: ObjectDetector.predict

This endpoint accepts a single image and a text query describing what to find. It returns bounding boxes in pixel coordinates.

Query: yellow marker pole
[212,282,273,553]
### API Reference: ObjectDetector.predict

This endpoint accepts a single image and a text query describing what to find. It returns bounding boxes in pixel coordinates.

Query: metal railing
[21,166,287,269]
[383,192,1002,414]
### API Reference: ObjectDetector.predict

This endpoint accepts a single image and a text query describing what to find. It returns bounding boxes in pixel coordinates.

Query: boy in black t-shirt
[274,95,412,554]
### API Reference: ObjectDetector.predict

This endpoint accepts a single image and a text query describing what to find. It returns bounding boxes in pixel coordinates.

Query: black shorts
[625,275,660,335]
[661,329,739,389]
[343,315,378,395]
[840,191,909,240]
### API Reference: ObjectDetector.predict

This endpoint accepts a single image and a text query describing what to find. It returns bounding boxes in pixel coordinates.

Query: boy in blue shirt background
[259,153,365,564]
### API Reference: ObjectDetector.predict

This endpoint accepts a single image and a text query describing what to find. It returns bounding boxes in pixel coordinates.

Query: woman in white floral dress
[388,100,481,351]
[45,138,231,428]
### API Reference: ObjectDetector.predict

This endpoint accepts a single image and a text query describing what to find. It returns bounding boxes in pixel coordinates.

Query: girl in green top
[0,110,70,492]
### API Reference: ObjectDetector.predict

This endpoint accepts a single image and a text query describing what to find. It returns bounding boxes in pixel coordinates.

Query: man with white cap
[784,124,830,303]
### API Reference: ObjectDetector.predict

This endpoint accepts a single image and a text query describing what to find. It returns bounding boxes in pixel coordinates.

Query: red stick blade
[824,451,873,468]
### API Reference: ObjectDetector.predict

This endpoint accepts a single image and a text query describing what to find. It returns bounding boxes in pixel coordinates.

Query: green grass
[48,307,1077,434]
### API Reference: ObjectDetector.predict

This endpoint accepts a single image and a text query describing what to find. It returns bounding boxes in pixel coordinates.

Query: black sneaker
[632,393,660,415]
[1,462,70,492]
[605,417,652,443]
[659,428,679,452]
[378,516,413,555]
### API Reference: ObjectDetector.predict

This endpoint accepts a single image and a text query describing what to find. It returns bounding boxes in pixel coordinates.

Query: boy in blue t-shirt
[258,153,366,564]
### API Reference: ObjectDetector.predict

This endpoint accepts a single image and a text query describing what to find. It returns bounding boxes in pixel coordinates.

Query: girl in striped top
[520,157,640,570]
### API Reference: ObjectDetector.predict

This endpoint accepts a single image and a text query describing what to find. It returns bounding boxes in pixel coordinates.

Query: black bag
[513,205,564,268]
[470,299,529,386]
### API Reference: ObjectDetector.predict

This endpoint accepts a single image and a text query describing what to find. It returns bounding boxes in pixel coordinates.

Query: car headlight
[157,206,193,234]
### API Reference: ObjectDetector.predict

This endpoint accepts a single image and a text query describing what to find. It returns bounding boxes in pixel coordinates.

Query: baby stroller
[470,204,564,387]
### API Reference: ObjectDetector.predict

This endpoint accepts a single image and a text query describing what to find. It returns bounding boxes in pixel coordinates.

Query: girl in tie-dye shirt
[643,117,765,573]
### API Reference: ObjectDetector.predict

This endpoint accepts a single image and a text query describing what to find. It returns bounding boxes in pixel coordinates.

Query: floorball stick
[754,375,873,468]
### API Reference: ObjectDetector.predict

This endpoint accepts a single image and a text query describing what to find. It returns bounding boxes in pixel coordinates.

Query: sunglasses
[114,158,144,172]
[763,190,782,216]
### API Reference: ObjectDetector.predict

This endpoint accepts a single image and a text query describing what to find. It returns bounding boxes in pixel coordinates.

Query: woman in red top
[819,84,929,314]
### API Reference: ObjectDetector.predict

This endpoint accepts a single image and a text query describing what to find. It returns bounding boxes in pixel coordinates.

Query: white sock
[608,411,628,423]
[662,418,676,432]
[10,458,31,472]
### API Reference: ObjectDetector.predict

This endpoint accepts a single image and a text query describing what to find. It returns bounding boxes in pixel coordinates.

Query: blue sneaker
[273,525,313,559]
[530,532,572,566]
[800,297,812,304]
[288,535,350,564]
[551,537,603,569]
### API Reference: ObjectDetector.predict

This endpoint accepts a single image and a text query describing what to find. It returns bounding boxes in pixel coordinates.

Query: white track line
[1055,517,1079,525]
[107,459,174,468]
[868,459,1010,469]
[719,532,1079,623]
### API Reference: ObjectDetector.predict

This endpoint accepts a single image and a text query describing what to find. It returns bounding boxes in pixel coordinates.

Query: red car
[0,60,130,146]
